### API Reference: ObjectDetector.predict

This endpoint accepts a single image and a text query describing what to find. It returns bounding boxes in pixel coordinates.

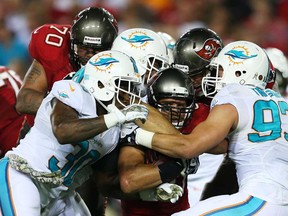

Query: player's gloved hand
[106,104,148,127]
[121,104,149,124]
[156,183,183,203]
[139,183,183,203]
[119,123,139,146]
[178,157,200,176]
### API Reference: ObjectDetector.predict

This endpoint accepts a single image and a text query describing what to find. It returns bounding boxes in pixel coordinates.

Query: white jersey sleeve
[50,80,96,116]
[7,80,120,191]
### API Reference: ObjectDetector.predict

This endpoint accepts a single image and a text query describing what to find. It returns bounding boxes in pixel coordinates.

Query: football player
[16,7,118,128]
[132,41,288,216]
[0,50,148,216]
[118,67,198,215]
[0,66,26,157]
[15,7,118,215]
[173,27,227,205]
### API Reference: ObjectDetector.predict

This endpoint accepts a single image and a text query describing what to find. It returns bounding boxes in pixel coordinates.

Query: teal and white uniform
[0,80,120,216]
[174,83,288,216]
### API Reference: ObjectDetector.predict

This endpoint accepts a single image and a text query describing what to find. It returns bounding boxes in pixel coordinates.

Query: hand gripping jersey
[0,67,25,156]
[27,24,74,126]
[6,80,120,190]
[121,149,189,216]
[212,83,288,205]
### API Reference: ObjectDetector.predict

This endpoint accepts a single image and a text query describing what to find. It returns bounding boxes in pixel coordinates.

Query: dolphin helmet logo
[121,31,154,48]
[195,38,222,61]
[225,45,258,65]
[89,53,119,71]
[58,91,69,99]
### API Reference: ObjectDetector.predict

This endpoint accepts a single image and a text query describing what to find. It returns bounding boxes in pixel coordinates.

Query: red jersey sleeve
[29,24,73,90]
[0,68,25,155]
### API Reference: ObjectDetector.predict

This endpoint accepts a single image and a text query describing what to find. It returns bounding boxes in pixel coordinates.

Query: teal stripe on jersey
[0,158,15,216]
[204,196,266,216]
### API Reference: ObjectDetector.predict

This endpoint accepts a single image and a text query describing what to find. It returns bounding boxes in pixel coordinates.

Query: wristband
[158,161,183,183]
[103,112,119,129]
[135,128,154,149]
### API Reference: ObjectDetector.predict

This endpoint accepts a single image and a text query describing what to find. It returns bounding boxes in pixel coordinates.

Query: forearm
[152,133,194,159]
[136,123,227,159]
[119,163,162,194]
[16,88,46,114]
[52,115,109,144]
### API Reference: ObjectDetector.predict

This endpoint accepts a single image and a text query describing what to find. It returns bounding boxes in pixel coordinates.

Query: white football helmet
[202,40,270,98]
[81,50,142,110]
[157,32,176,64]
[111,28,170,85]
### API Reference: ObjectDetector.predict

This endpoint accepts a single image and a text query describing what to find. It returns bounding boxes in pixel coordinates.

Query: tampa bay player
[0,66,26,158]
[16,7,118,128]
[14,8,118,214]
[118,67,198,216]
[0,50,148,216]
[173,27,226,206]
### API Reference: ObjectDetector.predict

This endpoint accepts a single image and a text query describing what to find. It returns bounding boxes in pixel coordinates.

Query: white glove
[139,183,183,203]
[106,104,148,127]
[121,104,149,123]
[120,122,138,139]
[156,183,183,203]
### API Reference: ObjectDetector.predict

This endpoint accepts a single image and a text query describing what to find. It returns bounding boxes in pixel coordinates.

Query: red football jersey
[121,149,189,216]
[181,102,210,134]
[27,24,74,126]
[0,67,25,156]
[29,24,73,90]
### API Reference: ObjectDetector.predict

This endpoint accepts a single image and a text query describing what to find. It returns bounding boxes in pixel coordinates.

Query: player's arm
[50,98,109,144]
[118,146,162,194]
[206,139,229,155]
[136,104,237,159]
[16,59,48,115]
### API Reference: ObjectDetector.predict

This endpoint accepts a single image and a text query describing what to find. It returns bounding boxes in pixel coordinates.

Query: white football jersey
[211,83,288,205]
[7,80,120,189]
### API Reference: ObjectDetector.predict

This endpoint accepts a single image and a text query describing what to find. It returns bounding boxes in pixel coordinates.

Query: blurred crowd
[0,0,288,80]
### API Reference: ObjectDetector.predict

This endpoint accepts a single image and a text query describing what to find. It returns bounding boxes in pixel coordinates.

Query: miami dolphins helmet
[202,40,270,98]
[111,28,170,85]
[81,50,142,110]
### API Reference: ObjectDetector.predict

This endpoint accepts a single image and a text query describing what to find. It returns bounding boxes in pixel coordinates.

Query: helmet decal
[195,38,222,61]
[58,91,69,99]
[89,53,119,71]
[225,46,257,65]
[83,36,101,45]
[129,57,140,78]
[121,31,154,48]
